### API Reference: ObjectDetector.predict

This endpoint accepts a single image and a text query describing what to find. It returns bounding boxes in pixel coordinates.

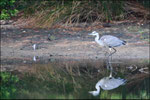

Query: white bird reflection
[89,76,126,96]
[33,56,36,62]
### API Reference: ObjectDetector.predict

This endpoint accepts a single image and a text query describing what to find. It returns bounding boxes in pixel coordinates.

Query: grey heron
[88,31,126,53]
[89,76,126,96]
[89,31,126,70]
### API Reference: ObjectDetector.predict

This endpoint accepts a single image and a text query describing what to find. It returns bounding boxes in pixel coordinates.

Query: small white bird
[32,44,36,51]
[89,76,126,96]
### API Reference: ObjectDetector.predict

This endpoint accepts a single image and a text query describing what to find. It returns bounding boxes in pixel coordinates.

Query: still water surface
[1,59,150,99]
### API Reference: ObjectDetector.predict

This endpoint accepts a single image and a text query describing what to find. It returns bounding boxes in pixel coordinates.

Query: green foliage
[0,72,19,99]
[0,0,18,20]
[136,0,150,8]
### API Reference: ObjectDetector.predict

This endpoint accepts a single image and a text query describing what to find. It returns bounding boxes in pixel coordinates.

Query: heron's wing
[101,35,124,47]
[101,77,126,90]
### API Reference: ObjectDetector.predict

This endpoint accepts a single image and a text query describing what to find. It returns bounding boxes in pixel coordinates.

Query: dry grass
[17,0,150,28]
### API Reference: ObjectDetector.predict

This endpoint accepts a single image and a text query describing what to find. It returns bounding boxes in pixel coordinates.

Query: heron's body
[90,31,126,48]
[98,77,126,90]
[89,76,126,96]
[99,35,126,48]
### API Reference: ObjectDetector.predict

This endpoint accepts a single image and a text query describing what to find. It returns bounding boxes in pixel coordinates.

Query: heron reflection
[89,75,126,96]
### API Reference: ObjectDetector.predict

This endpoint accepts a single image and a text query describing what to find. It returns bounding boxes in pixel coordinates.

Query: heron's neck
[95,34,100,42]
[89,82,101,96]
[95,84,100,93]
[95,34,104,46]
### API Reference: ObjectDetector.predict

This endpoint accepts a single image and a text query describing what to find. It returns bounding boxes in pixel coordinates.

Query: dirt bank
[1,20,149,64]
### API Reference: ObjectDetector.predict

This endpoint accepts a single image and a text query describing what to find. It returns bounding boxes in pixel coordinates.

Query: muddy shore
[1,20,149,68]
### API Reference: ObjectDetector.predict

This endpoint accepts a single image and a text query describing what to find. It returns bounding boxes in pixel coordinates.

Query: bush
[0,72,19,99]
[0,0,18,20]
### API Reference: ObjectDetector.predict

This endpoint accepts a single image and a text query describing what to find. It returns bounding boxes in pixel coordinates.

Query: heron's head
[89,84,101,96]
[88,31,99,36]
[89,91,100,96]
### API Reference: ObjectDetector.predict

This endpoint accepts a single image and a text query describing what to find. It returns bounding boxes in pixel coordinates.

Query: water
[1,59,150,99]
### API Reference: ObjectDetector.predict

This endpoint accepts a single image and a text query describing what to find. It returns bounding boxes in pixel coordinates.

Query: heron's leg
[105,49,110,70]
[105,46,112,70]
[109,48,113,62]
[107,47,117,76]
[106,52,112,70]
[109,48,117,74]
[103,46,109,57]
[106,56,110,70]
[104,46,117,75]
[109,48,116,59]
[108,48,116,64]
[106,53,113,77]
[102,46,109,69]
